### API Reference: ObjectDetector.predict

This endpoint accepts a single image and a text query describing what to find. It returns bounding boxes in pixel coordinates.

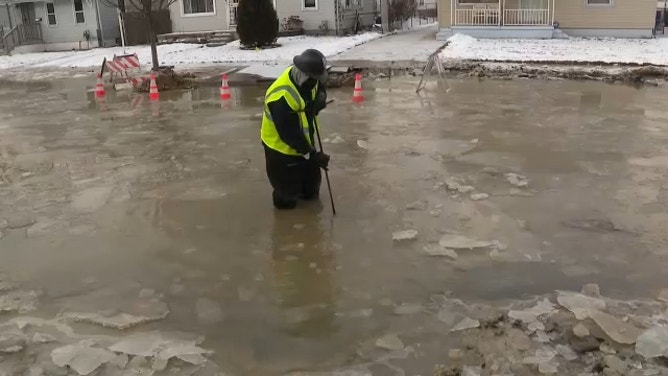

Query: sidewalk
[332,25,444,67]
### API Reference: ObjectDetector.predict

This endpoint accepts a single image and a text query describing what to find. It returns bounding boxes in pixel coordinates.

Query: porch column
[500,0,504,27]
[551,0,555,26]
[450,0,454,28]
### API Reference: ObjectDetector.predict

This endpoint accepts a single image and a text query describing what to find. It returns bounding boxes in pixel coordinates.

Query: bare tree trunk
[143,0,159,70]
[147,15,159,70]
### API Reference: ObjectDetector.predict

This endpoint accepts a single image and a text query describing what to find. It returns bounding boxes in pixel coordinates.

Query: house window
[303,0,317,10]
[73,0,85,24]
[585,0,612,5]
[183,0,215,15]
[46,3,56,26]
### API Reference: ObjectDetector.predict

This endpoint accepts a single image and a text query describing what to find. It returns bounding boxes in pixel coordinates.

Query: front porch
[437,0,557,40]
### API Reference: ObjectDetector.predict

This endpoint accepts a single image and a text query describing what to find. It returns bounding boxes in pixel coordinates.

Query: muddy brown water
[1,75,668,375]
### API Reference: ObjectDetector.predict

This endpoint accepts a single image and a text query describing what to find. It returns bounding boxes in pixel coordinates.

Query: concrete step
[158,30,237,45]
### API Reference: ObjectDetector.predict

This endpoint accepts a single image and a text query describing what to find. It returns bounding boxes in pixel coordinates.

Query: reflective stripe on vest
[260,67,318,156]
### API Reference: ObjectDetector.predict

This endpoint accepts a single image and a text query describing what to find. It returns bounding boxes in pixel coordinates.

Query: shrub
[237,0,279,48]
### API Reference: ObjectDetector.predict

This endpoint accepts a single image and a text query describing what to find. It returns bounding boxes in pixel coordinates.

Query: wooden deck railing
[1,23,43,53]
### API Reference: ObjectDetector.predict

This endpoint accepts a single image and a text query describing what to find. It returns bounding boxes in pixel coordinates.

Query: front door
[19,2,35,24]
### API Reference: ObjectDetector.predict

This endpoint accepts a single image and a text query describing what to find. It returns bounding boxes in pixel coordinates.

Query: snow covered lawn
[0,33,381,70]
[441,34,668,66]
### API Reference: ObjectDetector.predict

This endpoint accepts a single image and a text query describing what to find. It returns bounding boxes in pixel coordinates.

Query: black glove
[312,151,330,170]
[314,89,327,116]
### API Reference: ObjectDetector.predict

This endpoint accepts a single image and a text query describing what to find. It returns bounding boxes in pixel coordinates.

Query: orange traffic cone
[220,74,231,101]
[95,73,105,98]
[149,74,159,101]
[352,73,364,103]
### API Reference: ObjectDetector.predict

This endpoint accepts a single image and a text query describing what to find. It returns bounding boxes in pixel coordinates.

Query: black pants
[263,143,322,209]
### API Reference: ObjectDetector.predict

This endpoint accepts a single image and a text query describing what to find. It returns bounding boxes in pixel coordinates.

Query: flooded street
[2,75,668,376]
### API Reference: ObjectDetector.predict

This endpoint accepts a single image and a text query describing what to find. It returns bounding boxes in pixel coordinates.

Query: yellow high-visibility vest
[261,66,319,156]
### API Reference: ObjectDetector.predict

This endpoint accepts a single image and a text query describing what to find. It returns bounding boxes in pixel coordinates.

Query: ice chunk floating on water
[393,230,418,241]
[51,341,116,376]
[636,327,668,358]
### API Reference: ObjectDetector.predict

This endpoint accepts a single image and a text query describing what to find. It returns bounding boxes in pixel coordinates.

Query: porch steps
[157,30,237,46]
[552,28,569,39]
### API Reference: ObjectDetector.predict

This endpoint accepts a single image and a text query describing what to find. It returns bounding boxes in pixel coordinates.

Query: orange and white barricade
[103,54,147,90]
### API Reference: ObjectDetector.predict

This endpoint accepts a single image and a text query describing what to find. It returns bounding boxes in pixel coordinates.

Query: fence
[389,3,438,32]
[0,23,43,53]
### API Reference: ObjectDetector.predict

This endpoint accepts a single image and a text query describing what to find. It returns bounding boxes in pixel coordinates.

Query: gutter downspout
[94,0,104,47]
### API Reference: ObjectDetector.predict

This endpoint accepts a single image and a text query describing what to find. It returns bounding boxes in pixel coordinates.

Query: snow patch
[0,33,381,70]
[442,34,668,66]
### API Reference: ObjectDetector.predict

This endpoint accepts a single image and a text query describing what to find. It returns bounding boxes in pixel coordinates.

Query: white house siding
[275,0,336,34]
[169,0,228,32]
[35,0,101,49]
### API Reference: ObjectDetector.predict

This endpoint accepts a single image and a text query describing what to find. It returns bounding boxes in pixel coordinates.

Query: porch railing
[453,2,552,27]
[503,9,550,26]
[455,8,500,26]
[1,23,43,53]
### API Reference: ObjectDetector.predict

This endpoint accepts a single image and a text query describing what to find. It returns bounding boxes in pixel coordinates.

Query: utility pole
[381,0,389,33]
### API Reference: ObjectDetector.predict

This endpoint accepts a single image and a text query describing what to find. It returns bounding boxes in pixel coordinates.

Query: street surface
[1,76,668,375]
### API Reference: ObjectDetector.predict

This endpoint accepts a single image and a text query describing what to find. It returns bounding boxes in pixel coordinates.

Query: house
[165,0,377,40]
[418,0,438,10]
[657,0,668,34]
[0,0,119,53]
[436,0,656,40]
[417,0,438,20]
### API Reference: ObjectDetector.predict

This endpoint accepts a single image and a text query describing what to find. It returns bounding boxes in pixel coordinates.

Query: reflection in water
[270,207,338,339]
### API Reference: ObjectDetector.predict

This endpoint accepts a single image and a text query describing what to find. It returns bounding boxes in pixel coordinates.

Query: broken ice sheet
[556,291,606,320]
[636,327,668,358]
[0,289,40,313]
[324,134,345,144]
[450,317,480,332]
[375,334,404,351]
[445,177,475,194]
[556,344,578,361]
[508,298,557,325]
[470,193,489,201]
[108,331,210,365]
[59,285,169,330]
[590,310,641,345]
[51,341,116,376]
[439,234,494,250]
[392,230,418,241]
[405,200,427,210]
[505,172,528,188]
[423,244,458,259]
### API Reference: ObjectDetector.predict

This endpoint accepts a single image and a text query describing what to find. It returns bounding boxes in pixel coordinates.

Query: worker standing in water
[260,49,330,210]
